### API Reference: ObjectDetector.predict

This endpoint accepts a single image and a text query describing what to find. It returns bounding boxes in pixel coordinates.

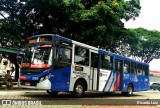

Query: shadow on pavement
[19,92,146,105]
[21,91,142,99]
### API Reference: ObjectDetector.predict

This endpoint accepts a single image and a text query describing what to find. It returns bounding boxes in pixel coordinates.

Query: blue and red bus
[19,34,149,97]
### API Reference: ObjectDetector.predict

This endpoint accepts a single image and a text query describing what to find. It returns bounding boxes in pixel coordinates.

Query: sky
[124,0,160,71]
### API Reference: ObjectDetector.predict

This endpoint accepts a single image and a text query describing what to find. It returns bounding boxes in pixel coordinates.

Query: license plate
[25,82,30,86]
[32,77,38,80]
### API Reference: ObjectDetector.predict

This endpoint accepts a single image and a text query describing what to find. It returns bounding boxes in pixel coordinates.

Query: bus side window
[137,64,142,75]
[61,47,72,63]
[134,63,137,74]
[143,65,149,76]
[115,59,121,73]
[91,53,99,68]
[124,60,130,73]
[131,62,136,74]
[54,40,72,64]
[74,46,89,66]
[131,62,134,74]
[101,54,113,70]
[142,66,145,75]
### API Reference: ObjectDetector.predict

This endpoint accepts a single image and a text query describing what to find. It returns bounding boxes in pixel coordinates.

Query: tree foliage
[0,0,141,49]
[119,28,160,63]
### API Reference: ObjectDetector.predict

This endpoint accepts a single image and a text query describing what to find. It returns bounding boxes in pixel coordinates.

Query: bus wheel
[47,90,58,96]
[127,84,133,96]
[72,81,85,98]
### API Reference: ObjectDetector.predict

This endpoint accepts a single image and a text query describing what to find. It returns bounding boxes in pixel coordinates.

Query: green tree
[0,0,142,80]
[0,0,141,50]
[115,29,139,56]
[0,0,26,48]
[0,20,23,48]
[120,28,160,63]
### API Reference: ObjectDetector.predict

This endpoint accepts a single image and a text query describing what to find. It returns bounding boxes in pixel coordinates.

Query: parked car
[150,83,160,91]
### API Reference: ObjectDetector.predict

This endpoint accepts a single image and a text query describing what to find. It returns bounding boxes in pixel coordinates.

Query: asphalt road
[0,89,160,108]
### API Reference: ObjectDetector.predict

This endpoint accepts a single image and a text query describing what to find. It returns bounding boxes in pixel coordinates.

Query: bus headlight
[44,74,51,80]
[39,74,51,82]
[39,77,44,82]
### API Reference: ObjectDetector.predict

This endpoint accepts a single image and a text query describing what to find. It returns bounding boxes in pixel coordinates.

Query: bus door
[89,50,99,91]
[98,54,113,92]
[114,59,123,91]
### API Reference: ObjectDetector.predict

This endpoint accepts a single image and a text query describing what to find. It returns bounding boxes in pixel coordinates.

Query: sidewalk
[0,85,42,91]
[0,83,19,90]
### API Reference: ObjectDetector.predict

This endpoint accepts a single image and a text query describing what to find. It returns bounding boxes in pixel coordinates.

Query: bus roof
[28,34,54,39]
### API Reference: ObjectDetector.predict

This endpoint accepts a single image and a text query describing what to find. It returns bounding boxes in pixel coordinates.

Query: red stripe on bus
[114,74,120,91]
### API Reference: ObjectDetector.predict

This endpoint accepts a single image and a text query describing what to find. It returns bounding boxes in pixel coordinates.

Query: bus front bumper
[19,79,51,90]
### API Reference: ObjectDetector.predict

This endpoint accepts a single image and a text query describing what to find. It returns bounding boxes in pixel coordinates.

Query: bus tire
[46,90,58,96]
[72,81,85,98]
[127,84,133,96]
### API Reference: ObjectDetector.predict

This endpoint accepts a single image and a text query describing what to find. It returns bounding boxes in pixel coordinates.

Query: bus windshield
[23,44,52,66]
